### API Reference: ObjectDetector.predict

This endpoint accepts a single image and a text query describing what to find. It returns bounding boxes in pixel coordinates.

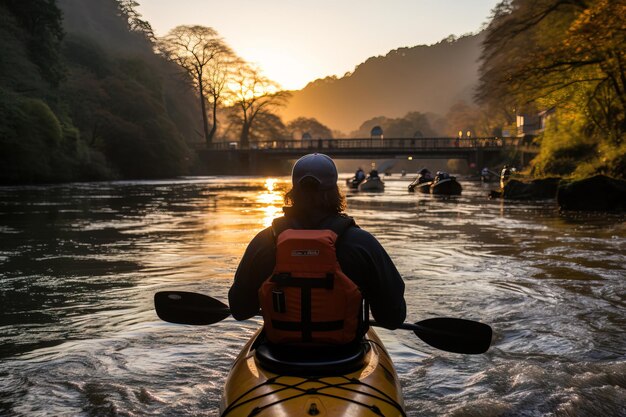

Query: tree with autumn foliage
[477,0,625,178]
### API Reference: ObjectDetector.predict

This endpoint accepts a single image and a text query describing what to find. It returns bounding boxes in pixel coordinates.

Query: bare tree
[204,53,237,143]
[157,25,234,145]
[228,65,291,148]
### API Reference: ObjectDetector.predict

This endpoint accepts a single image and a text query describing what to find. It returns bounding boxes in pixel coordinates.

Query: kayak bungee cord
[263,376,405,416]
[221,374,406,417]
[220,337,406,417]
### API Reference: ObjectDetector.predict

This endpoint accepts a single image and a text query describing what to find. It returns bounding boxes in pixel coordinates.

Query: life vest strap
[271,273,334,289]
[271,319,344,332]
[271,214,357,240]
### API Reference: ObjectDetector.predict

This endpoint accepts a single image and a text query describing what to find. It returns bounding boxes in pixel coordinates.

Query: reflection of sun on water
[257,178,284,227]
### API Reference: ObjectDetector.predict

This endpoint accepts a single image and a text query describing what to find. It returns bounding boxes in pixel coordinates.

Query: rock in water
[557,175,626,211]
[502,178,561,200]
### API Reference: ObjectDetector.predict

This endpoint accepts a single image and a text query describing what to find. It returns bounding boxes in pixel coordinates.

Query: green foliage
[0,4,49,93]
[569,142,626,179]
[0,1,200,183]
[2,0,65,86]
[19,97,63,145]
[118,58,162,97]
[96,112,190,179]
[531,109,626,179]
[0,2,102,184]
[66,59,191,178]
[0,88,105,183]
[479,0,626,179]
[62,34,112,78]
[531,114,587,176]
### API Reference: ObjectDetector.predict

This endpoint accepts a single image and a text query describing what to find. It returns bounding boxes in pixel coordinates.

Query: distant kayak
[408,176,432,193]
[408,172,461,195]
[358,176,385,192]
[220,328,405,416]
[430,177,462,195]
[408,169,434,193]
[345,176,365,189]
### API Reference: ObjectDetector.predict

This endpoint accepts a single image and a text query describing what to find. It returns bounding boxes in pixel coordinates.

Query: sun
[237,45,313,91]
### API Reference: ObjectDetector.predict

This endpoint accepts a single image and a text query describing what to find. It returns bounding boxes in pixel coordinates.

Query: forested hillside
[280,34,484,134]
[0,0,202,184]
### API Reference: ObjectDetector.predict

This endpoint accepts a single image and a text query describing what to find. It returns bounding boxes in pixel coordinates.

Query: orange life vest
[259,216,365,345]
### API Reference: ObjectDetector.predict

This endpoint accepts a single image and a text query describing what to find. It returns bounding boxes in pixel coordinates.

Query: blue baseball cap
[291,153,338,190]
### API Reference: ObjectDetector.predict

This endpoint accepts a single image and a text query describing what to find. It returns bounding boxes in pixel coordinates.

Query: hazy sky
[137,0,500,90]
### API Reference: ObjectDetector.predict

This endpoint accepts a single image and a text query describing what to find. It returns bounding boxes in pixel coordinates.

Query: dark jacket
[228,208,406,329]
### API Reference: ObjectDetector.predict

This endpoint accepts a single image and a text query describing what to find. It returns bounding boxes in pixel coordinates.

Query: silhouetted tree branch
[157,25,235,145]
[227,65,291,148]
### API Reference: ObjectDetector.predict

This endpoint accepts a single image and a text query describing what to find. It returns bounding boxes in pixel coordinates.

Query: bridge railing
[205,137,522,151]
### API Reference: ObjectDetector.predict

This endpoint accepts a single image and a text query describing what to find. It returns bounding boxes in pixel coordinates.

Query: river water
[0,176,624,417]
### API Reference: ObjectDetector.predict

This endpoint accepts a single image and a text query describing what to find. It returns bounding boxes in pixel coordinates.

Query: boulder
[501,177,561,200]
[557,175,626,211]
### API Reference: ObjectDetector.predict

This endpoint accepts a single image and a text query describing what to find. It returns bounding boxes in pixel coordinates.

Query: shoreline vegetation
[0,1,624,195]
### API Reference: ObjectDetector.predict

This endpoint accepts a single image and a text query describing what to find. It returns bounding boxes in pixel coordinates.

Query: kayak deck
[220,328,405,416]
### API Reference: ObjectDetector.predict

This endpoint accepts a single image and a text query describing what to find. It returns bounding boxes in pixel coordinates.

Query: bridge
[196,137,538,175]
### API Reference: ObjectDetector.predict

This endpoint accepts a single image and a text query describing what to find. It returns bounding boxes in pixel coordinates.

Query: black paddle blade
[154,291,231,325]
[410,317,493,354]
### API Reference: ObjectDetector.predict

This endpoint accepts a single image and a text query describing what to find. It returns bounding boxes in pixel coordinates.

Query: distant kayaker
[355,167,365,182]
[229,153,406,344]
[500,165,511,188]
[435,171,450,182]
[368,169,379,179]
[419,168,433,181]
[408,168,433,192]
[481,167,491,182]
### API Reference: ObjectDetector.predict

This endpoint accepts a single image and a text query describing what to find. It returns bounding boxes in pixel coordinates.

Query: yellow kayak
[219,328,405,416]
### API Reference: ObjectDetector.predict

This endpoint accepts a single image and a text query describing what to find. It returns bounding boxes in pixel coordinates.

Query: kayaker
[355,167,365,182]
[229,153,406,344]
[419,168,433,181]
[435,171,450,182]
[500,164,511,188]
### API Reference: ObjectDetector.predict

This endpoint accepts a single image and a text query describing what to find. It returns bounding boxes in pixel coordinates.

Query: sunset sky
[137,0,501,90]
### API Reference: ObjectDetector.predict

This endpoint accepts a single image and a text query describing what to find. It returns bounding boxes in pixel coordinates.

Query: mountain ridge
[280,33,484,134]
